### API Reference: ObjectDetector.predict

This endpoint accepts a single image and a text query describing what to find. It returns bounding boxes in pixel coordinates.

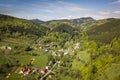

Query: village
[0,41,82,80]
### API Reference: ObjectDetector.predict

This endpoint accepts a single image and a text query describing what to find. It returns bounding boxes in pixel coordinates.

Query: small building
[64,50,69,55]
[51,52,57,56]
[41,67,47,74]
[74,43,80,49]
[0,46,12,55]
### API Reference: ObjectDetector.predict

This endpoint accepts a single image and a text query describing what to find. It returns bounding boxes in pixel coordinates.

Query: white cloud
[110,0,120,4]
[60,16,71,19]
[67,6,88,11]
[83,10,120,20]
[98,11,111,15]
[22,1,89,15]
[113,11,120,14]
[59,1,89,12]
[59,15,78,19]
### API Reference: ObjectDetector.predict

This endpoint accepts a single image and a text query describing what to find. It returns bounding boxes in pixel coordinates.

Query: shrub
[25,46,33,51]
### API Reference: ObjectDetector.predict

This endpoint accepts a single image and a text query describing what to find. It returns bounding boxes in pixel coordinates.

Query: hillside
[0,14,49,39]
[52,23,80,36]
[87,19,120,43]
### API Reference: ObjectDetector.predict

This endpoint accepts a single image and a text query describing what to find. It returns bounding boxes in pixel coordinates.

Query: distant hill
[45,19,72,26]
[70,17,95,24]
[87,19,120,43]
[45,17,95,24]
[30,19,44,24]
[52,23,80,36]
[41,17,95,31]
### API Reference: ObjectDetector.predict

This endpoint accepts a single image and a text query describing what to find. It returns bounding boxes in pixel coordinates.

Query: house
[64,50,69,55]
[52,52,57,56]
[19,65,31,76]
[6,73,11,78]
[0,46,12,55]
[74,43,80,49]
[41,66,49,74]
[0,46,12,50]
[41,68,47,74]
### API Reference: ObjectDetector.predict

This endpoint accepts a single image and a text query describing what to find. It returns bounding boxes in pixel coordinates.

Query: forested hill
[87,19,120,43]
[0,14,81,39]
[52,23,80,36]
[1,13,120,44]
[45,17,95,24]
[0,14,49,39]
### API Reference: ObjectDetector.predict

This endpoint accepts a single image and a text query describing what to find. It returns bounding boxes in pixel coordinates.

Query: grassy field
[72,50,90,70]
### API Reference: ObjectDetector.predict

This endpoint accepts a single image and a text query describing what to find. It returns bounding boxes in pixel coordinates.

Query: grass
[33,54,48,68]
[72,50,90,70]
[0,52,5,66]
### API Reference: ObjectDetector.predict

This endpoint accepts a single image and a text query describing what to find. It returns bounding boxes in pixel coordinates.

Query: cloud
[97,10,120,19]
[19,0,90,19]
[67,6,89,11]
[110,0,120,4]
[98,11,111,15]
[113,11,120,14]
[83,10,120,20]
[59,15,72,19]
[56,1,89,12]
[83,13,110,20]
[25,1,89,12]
[59,15,79,19]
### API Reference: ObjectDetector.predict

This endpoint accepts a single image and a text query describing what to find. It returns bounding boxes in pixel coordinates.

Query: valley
[0,14,120,80]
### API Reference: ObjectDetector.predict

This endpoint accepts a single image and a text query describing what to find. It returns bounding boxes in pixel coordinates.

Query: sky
[0,0,120,21]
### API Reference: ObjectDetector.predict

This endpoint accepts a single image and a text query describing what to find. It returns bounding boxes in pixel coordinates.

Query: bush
[25,46,33,51]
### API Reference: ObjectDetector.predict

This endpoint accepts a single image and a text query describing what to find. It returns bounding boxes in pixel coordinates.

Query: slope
[87,19,120,43]
[96,64,120,80]
[0,14,49,39]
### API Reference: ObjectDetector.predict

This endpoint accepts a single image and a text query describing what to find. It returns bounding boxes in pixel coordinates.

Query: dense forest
[0,14,120,80]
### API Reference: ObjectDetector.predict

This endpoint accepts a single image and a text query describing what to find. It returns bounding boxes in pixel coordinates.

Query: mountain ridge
[30,19,44,24]
[33,17,95,24]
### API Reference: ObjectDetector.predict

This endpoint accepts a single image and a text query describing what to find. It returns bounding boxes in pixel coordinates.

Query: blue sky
[0,0,120,21]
